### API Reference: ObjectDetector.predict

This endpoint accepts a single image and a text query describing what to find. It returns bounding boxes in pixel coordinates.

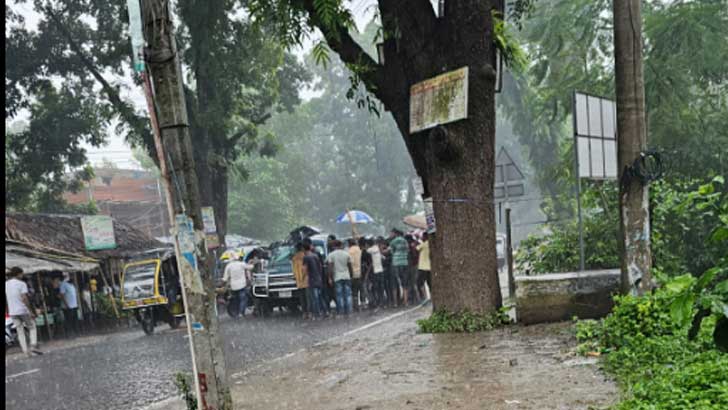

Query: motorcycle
[6,314,18,348]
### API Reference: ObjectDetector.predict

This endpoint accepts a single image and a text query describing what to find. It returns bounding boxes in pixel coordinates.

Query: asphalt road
[5,308,402,410]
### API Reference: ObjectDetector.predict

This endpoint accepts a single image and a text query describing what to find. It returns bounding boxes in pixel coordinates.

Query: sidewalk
[152,307,617,410]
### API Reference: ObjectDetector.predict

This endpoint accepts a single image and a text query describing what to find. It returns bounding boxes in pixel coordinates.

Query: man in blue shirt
[57,275,80,336]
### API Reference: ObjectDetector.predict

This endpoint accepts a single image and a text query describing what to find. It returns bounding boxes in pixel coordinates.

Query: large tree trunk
[613,0,653,295]
[426,116,501,312]
[303,0,503,313]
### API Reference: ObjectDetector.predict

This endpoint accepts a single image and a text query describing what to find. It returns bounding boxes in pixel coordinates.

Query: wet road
[5,309,400,410]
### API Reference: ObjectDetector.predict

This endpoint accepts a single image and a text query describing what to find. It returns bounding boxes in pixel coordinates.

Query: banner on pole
[126,0,145,72]
[201,207,219,249]
[424,198,436,234]
[81,215,117,250]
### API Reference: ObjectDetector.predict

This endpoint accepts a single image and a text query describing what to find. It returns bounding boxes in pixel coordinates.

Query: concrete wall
[515,269,621,325]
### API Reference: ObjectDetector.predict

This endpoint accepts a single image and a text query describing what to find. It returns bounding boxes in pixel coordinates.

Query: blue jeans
[335,280,353,315]
[310,287,329,317]
[233,288,249,317]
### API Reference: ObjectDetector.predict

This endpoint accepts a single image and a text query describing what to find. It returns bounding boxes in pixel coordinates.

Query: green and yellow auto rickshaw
[121,249,185,335]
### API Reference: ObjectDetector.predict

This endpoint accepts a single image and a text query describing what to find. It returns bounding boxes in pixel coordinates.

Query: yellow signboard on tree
[409,67,469,133]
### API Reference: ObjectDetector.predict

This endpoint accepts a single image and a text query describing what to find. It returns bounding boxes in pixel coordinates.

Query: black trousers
[64,308,79,335]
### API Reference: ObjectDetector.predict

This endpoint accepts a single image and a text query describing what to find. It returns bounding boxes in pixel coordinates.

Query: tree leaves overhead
[5,83,101,212]
[499,0,728,221]
[227,20,418,240]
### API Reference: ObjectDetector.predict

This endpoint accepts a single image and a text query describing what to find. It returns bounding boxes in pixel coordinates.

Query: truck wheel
[254,299,272,317]
[168,316,181,329]
[140,310,155,335]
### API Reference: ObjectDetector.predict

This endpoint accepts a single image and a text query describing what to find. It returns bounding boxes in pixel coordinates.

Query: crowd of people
[6,267,86,356]
[292,229,431,320]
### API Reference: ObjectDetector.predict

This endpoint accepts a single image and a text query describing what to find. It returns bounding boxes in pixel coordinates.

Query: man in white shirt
[326,240,353,316]
[223,256,255,318]
[5,267,42,356]
[367,239,385,309]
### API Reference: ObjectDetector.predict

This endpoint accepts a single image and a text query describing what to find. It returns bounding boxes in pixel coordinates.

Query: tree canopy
[227,20,418,241]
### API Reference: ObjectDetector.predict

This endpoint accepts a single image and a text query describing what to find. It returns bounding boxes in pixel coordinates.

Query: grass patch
[417,307,511,333]
[575,292,728,409]
[174,372,197,410]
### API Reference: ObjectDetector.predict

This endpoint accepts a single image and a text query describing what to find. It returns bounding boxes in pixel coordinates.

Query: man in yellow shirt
[347,239,363,311]
[416,232,431,300]
[291,243,310,319]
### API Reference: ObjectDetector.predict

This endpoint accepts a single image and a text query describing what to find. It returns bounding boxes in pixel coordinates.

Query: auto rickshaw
[121,249,185,335]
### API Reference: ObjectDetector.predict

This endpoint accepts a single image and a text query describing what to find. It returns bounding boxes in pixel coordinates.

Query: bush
[417,308,511,333]
[174,372,197,410]
[517,176,726,276]
[575,279,728,409]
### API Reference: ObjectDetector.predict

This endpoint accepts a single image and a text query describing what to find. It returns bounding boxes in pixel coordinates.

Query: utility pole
[141,1,232,408]
[613,0,653,295]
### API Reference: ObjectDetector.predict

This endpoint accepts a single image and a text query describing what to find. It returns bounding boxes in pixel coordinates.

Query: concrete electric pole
[613,0,653,295]
[141,1,232,408]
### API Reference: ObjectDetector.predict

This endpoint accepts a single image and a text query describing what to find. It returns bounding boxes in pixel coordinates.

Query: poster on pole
[201,207,219,249]
[413,177,424,196]
[410,67,469,133]
[424,198,436,234]
[126,0,145,73]
[573,91,618,179]
[81,215,117,250]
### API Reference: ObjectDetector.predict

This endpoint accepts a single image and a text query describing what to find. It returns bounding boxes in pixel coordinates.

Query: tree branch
[299,0,392,105]
[45,6,150,146]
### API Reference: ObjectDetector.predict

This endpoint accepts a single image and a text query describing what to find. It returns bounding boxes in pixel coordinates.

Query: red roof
[65,169,162,204]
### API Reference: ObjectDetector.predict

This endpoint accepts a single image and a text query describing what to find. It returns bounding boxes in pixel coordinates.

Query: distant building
[64,168,171,239]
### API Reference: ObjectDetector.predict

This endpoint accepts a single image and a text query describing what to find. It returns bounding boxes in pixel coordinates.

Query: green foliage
[575,272,728,409]
[492,11,528,72]
[417,308,511,333]
[516,182,619,274]
[95,294,129,320]
[606,335,728,410]
[517,176,727,276]
[312,40,331,68]
[227,20,418,240]
[499,0,728,211]
[5,85,102,213]
[174,373,197,410]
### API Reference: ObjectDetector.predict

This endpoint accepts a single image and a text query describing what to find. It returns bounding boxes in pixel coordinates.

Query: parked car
[252,227,330,316]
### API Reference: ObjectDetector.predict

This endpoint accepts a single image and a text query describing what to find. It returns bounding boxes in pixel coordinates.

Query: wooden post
[72,272,82,329]
[99,263,120,319]
[36,273,53,340]
[505,208,516,301]
[346,209,359,238]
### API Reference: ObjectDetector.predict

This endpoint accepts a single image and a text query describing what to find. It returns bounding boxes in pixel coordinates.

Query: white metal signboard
[573,92,618,179]
[410,67,469,133]
[81,215,117,251]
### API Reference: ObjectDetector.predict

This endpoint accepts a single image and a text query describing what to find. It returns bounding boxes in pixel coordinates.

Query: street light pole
[140,1,233,408]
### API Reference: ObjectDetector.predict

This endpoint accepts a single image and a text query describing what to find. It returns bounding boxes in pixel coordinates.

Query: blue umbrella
[335,210,375,224]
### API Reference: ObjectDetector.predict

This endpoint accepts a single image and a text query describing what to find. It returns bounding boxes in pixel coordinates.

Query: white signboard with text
[410,67,469,133]
[81,215,117,251]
